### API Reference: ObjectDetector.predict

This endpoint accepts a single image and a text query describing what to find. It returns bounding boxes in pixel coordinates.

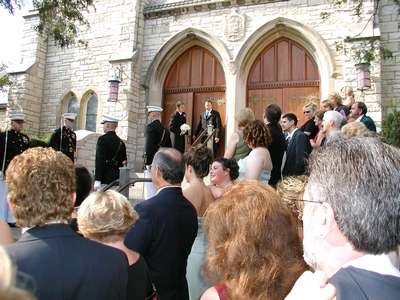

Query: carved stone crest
[224,10,245,42]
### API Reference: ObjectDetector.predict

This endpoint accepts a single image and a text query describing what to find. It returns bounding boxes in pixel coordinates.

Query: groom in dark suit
[6,148,128,300]
[281,113,312,176]
[195,100,222,155]
[125,148,198,300]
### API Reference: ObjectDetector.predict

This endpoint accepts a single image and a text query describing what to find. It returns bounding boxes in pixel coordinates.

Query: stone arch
[234,17,336,110]
[143,28,232,108]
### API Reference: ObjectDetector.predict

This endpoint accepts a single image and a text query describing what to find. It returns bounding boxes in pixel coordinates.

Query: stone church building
[3,0,400,172]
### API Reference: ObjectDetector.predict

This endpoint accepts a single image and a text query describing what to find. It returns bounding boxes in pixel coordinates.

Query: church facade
[4,0,400,172]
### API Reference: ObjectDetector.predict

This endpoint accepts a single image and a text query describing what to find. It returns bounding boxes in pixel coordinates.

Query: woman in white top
[238,120,272,182]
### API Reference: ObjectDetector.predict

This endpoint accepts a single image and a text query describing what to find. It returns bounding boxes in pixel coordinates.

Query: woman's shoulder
[200,286,223,300]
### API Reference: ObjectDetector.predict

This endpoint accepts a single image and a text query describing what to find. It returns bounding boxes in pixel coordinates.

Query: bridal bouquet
[180,123,191,135]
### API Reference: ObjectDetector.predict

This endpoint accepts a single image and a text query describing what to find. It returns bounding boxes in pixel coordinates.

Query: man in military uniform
[0,111,30,174]
[169,101,187,153]
[48,112,77,162]
[94,115,127,190]
[0,111,30,223]
[144,105,171,199]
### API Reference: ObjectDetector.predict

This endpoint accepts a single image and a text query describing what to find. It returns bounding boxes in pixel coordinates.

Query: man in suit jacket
[169,101,187,153]
[5,147,128,300]
[264,104,286,186]
[350,101,377,132]
[125,148,198,300]
[281,113,312,176]
[48,112,77,162]
[195,100,222,155]
[94,115,127,189]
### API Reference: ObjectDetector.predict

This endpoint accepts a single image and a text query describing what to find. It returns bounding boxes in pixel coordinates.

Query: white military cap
[101,114,119,124]
[146,105,163,113]
[63,112,77,120]
[9,111,25,121]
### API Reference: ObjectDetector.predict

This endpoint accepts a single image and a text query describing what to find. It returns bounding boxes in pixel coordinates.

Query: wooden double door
[247,38,320,126]
[162,46,226,156]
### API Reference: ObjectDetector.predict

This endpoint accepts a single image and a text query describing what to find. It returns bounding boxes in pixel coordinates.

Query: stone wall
[37,0,144,171]
[8,0,399,171]
[76,130,101,174]
[7,11,47,136]
[139,0,381,135]
[379,0,400,116]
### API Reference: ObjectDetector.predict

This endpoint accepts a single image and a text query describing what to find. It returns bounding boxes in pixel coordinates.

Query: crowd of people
[0,89,399,300]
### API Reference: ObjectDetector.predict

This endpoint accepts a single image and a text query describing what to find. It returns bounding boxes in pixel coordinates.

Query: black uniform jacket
[0,129,29,172]
[145,119,172,166]
[48,126,76,162]
[95,131,127,184]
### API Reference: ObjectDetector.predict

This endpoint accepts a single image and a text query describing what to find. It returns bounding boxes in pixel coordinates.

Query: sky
[0,3,31,103]
[0,4,30,65]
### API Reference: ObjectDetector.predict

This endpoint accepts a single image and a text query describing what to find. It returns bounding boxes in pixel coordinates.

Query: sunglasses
[297,199,324,204]
[13,120,24,124]
[303,110,311,114]
[66,118,75,122]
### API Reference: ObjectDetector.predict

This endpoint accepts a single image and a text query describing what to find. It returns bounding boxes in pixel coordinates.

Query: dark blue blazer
[7,224,128,300]
[282,129,312,176]
[360,115,377,132]
[125,186,198,300]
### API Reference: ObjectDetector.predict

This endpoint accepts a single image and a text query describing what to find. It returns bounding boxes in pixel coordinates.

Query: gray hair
[307,137,400,254]
[153,148,185,184]
[304,102,317,112]
[323,110,343,129]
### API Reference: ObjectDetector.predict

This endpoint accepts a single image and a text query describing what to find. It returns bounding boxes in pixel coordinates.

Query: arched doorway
[162,46,226,155]
[247,38,320,125]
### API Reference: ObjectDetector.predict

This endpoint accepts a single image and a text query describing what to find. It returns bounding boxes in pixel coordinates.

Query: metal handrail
[117,178,152,194]
[191,128,215,148]
[99,179,119,192]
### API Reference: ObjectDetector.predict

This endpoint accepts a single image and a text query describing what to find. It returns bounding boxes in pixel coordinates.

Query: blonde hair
[341,122,375,138]
[328,92,343,106]
[276,176,308,220]
[321,99,334,110]
[6,148,75,228]
[77,190,138,243]
[236,108,255,128]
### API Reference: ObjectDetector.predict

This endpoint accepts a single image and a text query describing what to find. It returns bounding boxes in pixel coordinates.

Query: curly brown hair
[184,145,213,178]
[6,147,75,227]
[243,120,271,148]
[204,180,307,300]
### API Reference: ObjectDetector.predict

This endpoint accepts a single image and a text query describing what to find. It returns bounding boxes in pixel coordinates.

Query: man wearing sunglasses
[48,112,77,162]
[297,137,400,299]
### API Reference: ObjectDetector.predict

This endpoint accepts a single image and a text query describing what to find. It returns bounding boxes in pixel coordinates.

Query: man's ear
[71,192,76,206]
[317,202,336,238]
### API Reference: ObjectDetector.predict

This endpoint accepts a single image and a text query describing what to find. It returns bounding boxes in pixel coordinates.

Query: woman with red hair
[201,180,307,300]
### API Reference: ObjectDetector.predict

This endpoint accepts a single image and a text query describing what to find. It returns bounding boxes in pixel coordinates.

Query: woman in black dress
[77,190,154,300]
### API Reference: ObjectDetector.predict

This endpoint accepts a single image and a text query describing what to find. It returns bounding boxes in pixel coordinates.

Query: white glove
[94,180,102,191]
